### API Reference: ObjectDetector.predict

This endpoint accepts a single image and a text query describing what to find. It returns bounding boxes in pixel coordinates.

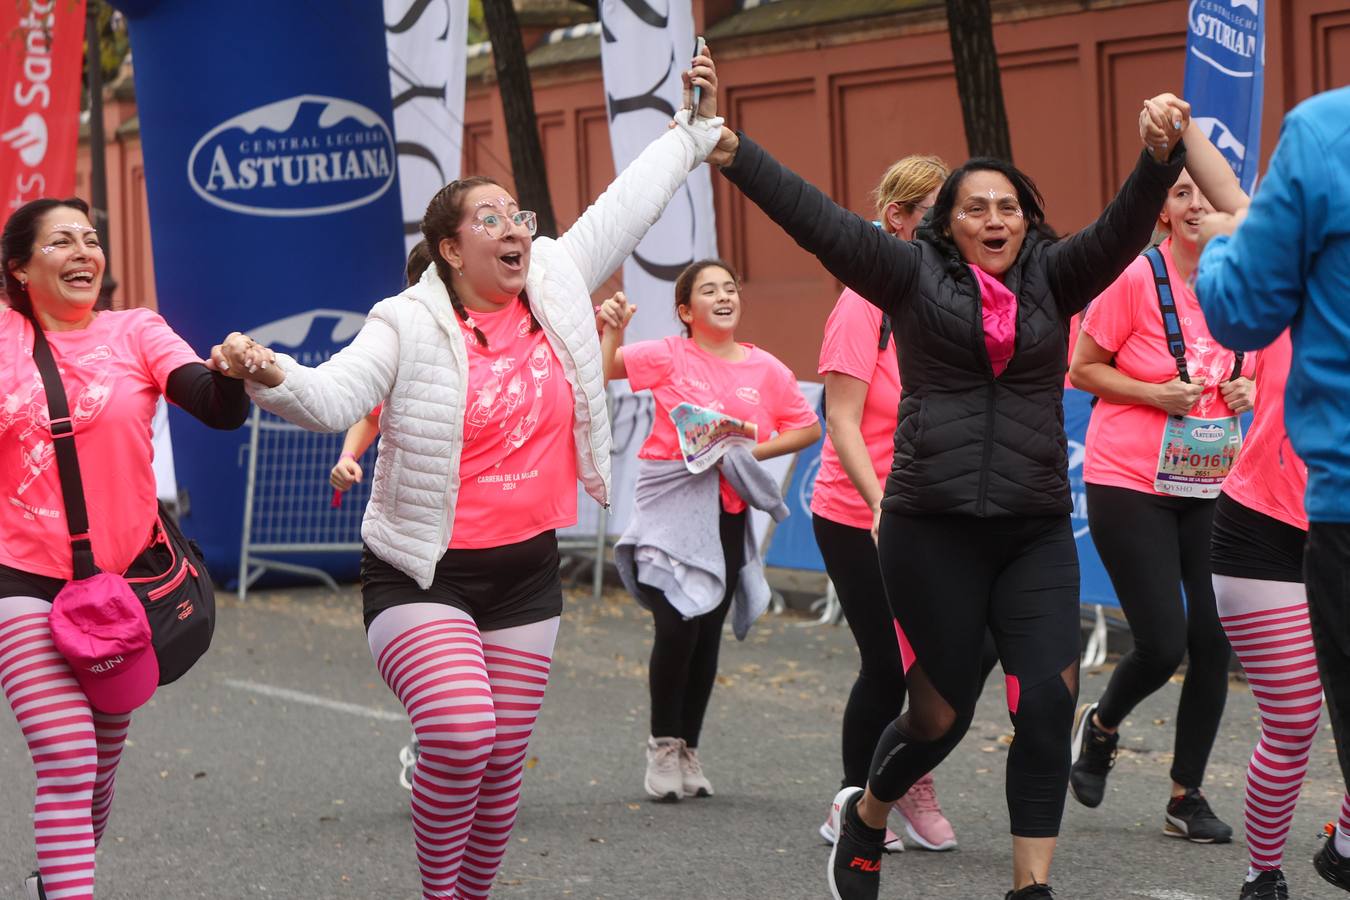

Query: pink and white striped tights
[369,603,557,900]
[1216,575,1350,875]
[1,597,130,900]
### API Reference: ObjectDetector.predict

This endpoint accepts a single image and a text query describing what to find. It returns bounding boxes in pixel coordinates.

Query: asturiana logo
[188,95,396,218]
[1191,424,1226,442]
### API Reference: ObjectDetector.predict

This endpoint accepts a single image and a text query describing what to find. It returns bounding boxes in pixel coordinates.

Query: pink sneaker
[819,790,905,853]
[892,774,957,851]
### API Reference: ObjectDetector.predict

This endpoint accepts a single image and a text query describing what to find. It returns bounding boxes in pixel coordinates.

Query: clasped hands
[210,332,282,386]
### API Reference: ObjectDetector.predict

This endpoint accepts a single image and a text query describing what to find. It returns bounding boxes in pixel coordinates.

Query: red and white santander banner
[2,0,88,213]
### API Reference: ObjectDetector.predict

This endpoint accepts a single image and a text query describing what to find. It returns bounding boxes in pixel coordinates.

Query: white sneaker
[819,790,905,852]
[397,733,419,791]
[645,736,684,802]
[680,744,714,798]
[24,872,44,900]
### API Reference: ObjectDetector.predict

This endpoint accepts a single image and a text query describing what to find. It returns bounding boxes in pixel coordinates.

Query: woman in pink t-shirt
[216,52,725,900]
[811,154,991,854]
[1068,168,1256,842]
[603,259,820,801]
[1,197,249,899]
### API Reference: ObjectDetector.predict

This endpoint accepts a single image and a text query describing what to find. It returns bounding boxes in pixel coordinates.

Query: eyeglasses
[470,210,537,239]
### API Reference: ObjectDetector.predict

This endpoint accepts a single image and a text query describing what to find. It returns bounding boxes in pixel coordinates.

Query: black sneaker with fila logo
[827,786,884,900]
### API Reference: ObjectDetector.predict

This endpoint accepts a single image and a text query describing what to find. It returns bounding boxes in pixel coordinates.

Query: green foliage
[468,0,486,43]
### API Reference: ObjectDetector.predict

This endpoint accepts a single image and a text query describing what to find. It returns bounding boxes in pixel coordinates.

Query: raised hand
[1139,93,1191,162]
[595,291,636,335]
[682,43,718,120]
[707,126,741,168]
[1152,375,1206,417]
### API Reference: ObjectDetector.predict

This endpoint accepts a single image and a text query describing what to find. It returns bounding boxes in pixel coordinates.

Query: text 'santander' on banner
[2,0,87,214]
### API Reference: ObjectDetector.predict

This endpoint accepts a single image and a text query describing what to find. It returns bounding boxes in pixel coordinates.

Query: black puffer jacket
[721,136,1184,517]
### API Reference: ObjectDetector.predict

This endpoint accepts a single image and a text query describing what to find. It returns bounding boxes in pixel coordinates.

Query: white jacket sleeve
[245,313,398,433]
[558,109,723,294]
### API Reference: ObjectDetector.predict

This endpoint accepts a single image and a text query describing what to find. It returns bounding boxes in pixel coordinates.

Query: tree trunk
[481,0,559,238]
[945,0,1014,162]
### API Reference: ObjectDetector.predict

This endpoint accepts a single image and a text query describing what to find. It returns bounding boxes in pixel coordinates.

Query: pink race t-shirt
[625,336,818,513]
[450,298,578,549]
[1221,331,1307,530]
[1081,238,1254,495]
[811,289,900,530]
[0,307,202,579]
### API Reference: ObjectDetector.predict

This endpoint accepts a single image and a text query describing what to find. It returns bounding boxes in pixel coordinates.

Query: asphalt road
[0,583,1345,900]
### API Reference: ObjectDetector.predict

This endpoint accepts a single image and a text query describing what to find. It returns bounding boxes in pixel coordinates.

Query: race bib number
[1154,414,1242,499]
[670,402,757,474]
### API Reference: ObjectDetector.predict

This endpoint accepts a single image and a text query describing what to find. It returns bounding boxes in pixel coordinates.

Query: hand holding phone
[689,36,707,118]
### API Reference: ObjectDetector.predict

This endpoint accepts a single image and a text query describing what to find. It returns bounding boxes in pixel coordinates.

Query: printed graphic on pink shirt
[0,308,201,579]
[451,300,578,549]
[624,336,817,513]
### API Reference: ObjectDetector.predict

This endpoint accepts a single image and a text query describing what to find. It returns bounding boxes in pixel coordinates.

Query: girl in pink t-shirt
[1068,167,1256,842]
[1,197,249,899]
[603,258,820,801]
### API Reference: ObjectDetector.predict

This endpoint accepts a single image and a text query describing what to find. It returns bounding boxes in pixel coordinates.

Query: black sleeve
[1045,144,1187,317]
[719,132,921,316]
[165,363,250,430]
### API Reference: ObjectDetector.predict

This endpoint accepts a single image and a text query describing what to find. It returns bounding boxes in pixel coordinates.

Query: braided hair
[420,177,540,348]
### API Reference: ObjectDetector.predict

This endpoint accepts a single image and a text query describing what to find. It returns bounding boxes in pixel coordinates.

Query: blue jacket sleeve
[1196,113,1327,350]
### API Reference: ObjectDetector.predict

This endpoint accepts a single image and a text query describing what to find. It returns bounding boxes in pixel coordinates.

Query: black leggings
[814,513,998,789]
[869,512,1081,838]
[1088,483,1230,789]
[643,509,746,748]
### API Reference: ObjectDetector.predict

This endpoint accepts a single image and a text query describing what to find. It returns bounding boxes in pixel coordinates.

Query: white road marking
[223,678,405,722]
[1138,890,1217,900]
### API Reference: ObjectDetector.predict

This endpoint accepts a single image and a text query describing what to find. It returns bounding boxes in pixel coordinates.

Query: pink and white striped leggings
[0,597,131,900]
[1216,575,1350,872]
[368,602,558,900]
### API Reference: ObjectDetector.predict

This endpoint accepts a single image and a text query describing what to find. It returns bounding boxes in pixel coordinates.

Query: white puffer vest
[247,111,722,588]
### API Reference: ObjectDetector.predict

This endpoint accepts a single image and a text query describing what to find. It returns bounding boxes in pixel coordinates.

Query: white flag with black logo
[600,0,718,342]
[386,0,469,255]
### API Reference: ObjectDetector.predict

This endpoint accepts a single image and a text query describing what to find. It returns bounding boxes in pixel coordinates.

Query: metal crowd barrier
[237,408,374,600]
[238,406,610,603]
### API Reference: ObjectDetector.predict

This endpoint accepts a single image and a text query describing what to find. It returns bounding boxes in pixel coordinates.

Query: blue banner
[1183,0,1266,194]
[1064,389,1116,607]
[763,389,1118,609]
[762,401,827,572]
[113,1,406,581]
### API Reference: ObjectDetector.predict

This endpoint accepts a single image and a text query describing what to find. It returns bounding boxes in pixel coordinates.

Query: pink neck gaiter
[969,264,1017,377]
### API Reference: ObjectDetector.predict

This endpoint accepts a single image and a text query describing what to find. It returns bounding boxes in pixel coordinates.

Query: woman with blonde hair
[813,154,994,853]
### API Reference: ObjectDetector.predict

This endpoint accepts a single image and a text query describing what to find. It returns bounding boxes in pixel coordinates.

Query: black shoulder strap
[29,322,99,579]
[878,313,894,351]
[1144,246,1244,384]
[1144,247,1189,383]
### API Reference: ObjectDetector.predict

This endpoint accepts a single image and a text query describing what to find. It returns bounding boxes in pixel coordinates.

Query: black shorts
[361,530,564,631]
[0,564,64,601]
[1210,491,1307,583]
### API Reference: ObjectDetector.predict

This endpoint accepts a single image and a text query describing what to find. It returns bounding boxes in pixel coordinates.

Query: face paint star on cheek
[40,246,56,255]
[956,211,968,221]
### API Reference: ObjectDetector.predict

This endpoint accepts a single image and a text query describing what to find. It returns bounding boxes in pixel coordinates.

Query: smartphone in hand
[689,36,707,118]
